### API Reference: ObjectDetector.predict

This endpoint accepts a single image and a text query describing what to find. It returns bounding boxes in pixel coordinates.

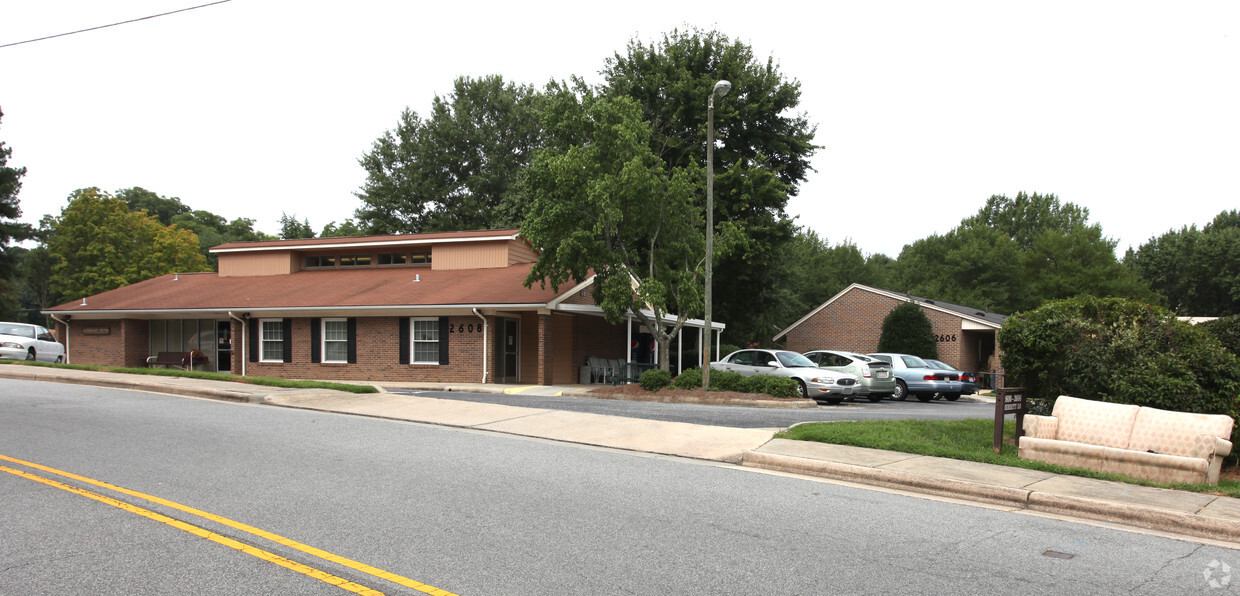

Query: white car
[712,349,858,404]
[0,322,66,363]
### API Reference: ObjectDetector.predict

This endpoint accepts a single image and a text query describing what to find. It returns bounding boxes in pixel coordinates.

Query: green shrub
[998,296,1240,418]
[671,368,702,389]
[877,301,938,359]
[740,375,800,398]
[710,370,746,392]
[1201,315,1240,356]
[639,368,672,391]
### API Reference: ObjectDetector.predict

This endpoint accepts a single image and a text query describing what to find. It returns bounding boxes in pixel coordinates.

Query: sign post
[993,387,1027,454]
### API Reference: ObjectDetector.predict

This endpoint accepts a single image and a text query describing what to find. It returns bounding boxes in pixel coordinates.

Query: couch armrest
[1195,435,1234,460]
[1023,414,1058,440]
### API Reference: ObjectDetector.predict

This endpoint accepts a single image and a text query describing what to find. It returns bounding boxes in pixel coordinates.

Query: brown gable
[49,263,559,313]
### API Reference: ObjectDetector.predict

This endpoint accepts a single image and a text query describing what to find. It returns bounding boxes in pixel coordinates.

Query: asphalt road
[388,388,996,428]
[4,380,1235,594]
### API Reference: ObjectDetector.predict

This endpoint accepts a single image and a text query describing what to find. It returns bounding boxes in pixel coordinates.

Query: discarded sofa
[1019,395,1235,485]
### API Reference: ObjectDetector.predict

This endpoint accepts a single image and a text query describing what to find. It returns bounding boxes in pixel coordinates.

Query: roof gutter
[48,313,70,364]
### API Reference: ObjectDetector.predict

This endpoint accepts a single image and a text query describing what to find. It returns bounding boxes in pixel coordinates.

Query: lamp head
[713,80,732,98]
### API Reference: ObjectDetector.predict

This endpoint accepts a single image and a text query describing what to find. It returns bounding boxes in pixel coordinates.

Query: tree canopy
[47,188,209,299]
[1125,210,1240,316]
[892,192,1152,315]
[597,28,817,343]
[355,75,543,234]
[521,93,703,371]
[0,108,33,319]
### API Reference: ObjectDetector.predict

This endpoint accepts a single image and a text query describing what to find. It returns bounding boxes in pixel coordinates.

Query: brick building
[45,229,722,385]
[774,284,1006,377]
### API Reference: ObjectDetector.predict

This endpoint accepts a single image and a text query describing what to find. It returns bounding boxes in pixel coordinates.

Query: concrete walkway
[3,364,1238,544]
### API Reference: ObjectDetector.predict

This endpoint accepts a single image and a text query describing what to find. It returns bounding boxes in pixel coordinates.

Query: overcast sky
[2,1,1237,258]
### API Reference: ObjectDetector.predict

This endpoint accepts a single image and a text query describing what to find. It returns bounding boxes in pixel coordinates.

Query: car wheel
[892,380,908,401]
[796,380,809,400]
[54,356,63,364]
[916,393,934,402]
[867,394,884,403]
[25,348,35,361]
[943,393,961,402]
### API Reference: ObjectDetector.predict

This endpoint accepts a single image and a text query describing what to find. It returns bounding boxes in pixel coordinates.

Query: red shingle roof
[49,263,565,313]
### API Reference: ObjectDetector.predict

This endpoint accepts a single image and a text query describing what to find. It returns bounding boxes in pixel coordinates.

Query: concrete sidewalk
[3,364,1238,544]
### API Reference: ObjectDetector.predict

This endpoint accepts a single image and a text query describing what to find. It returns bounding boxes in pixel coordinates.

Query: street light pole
[703,79,731,390]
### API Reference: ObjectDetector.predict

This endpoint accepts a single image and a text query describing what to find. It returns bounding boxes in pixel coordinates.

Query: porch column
[537,313,553,385]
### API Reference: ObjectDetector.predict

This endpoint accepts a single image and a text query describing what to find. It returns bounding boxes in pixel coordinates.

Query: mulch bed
[586,383,818,409]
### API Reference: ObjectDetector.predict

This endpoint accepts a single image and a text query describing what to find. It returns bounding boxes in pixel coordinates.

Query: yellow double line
[0,453,455,596]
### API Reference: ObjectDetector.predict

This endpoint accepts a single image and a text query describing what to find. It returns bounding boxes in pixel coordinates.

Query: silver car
[712,349,858,404]
[0,322,66,363]
[867,353,962,402]
[803,350,897,402]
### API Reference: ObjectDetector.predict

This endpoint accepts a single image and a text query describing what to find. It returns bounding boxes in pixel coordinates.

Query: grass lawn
[778,418,1240,499]
[1,360,378,394]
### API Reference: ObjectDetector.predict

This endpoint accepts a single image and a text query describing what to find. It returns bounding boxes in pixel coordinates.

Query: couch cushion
[1127,407,1234,458]
[1051,396,1140,449]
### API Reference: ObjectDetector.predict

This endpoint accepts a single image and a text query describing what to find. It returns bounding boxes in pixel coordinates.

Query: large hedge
[1201,314,1240,356]
[998,296,1240,417]
[877,301,938,358]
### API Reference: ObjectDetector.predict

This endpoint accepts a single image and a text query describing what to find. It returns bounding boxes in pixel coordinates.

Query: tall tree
[117,187,190,225]
[1126,210,1240,316]
[320,219,365,238]
[279,213,315,239]
[355,75,543,233]
[0,108,34,319]
[170,210,269,269]
[522,94,704,371]
[599,28,818,344]
[47,188,208,300]
[772,228,891,336]
[893,192,1151,314]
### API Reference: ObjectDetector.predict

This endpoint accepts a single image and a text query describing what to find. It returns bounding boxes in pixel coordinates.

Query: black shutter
[399,317,410,364]
[248,320,258,363]
[347,318,357,364]
[439,316,450,365]
[310,318,321,363]
[282,318,292,363]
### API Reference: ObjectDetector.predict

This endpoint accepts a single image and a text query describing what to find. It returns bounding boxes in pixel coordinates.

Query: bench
[146,350,207,370]
[1019,395,1234,485]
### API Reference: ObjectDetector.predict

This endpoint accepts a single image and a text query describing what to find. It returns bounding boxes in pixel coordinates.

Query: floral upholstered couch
[1019,395,1235,485]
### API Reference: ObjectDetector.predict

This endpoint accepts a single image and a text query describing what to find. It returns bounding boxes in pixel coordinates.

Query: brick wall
[59,319,148,368]
[242,316,489,383]
[782,288,991,370]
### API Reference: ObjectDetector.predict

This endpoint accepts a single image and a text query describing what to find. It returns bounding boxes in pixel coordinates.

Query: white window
[411,318,439,364]
[323,319,348,363]
[260,320,284,362]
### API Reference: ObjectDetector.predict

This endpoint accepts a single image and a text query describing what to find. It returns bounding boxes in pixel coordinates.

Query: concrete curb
[741,451,1032,508]
[1026,492,1240,543]
[741,450,1240,543]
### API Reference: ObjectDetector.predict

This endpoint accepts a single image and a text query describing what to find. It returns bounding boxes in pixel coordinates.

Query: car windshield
[777,351,817,368]
[900,355,930,368]
[0,324,35,339]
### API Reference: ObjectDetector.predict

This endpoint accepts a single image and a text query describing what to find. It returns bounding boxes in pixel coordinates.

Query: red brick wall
[60,312,658,386]
[60,319,148,367]
[242,316,489,383]
[782,288,984,370]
